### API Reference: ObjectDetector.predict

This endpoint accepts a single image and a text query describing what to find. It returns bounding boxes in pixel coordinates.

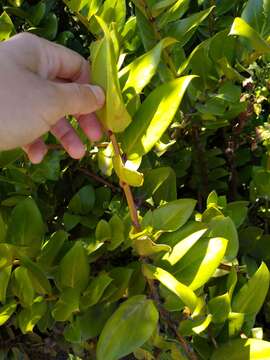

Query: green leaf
[123,76,195,160]
[38,231,68,270]
[81,273,113,309]
[52,287,80,322]
[19,256,52,295]
[134,236,171,256]
[91,16,131,132]
[95,219,111,242]
[0,300,17,326]
[107,214,125,250]
[0,266,11,303]
[100,0,126,32]
[77,303,117,340]
[18,297,47,334]
[0,243,13,270]
[162,225,207,265]
[0,149,23,168]
[103,267,133,302]
[142,264,198,312]
[192,314,212,335]
[112,156,144,187]
[63,213,81,231]
[208,215,238,261]
[166,6,215,46]
[121,38,176,94]
[232,262,270,314]
[0,11,15,41]
[6,198,44,253]
[96,295,159,360]
[211,338,270,360]
[28,12,58,40]
[141,167,177,204]
[242,0,270,37]
[172,237,228,291]
[27,1,46,26]
[157,0,190,27]
[208,293,230,324]
[59,241,90,292]
[143,199,196,232]
[68,185,95,215]
[229,17,270,54]
[11,266,35,308]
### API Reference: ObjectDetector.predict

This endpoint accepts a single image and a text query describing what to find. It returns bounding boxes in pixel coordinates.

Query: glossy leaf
[0,11,15,41]
[107,214,125,250]
[208,215,238,261]
[91,16,131,132]
[208,293,230,324]
[121,38,176,94]
[230,17,270,54]
[0,265,11,303]
[38,231,68,270]
[52,287,80,322]
[134,236,171,256]
[6,198,44,253]
[242,0,270,37]
[81,273,113,309]
[232,262,270,314]
[143,263,198,311]
[59,241,90,292]
[68,185,95,215]
[162,225,207,265]
[18,297,47,334]
[211,338,270,360]
[143,199,196,232]
[166,7,215,46]
[0,300,17,326]
[123,76,195,160]
[11,266,35,308]
[112,156,144,187]
[172,237,228,290]
[96,295,159,360]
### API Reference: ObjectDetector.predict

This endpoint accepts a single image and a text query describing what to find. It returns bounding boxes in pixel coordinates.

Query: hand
[0,33,105,163]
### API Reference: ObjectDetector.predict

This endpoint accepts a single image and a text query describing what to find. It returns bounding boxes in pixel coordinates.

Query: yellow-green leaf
[142,263,198,312]
[230,17,270,54]
[123,76,195,160]
[91,16,131,132]
[211,338,270,360]
[232,262,270,314]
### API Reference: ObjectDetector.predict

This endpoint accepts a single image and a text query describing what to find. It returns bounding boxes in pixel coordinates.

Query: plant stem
[140,0,177,77]
[108,130,141,231]
[78,167,120,193]
[109,130,197,360]
[145,273,198,360]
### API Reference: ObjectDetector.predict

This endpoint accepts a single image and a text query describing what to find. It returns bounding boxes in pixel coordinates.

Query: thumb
[51,82,105,119]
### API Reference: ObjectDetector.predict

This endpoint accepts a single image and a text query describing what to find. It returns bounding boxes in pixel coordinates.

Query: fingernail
[87,85,105,107]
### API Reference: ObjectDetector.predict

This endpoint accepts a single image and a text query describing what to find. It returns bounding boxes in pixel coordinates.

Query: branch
[78,168,120,193]
[108,131,141,232]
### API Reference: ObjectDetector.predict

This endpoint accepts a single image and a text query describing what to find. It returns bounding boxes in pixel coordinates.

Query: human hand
[0,33,105,163]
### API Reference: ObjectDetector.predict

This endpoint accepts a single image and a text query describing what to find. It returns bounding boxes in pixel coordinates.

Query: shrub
[1,0,270,359]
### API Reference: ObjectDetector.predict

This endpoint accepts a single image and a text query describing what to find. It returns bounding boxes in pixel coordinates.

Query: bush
[1,0,270,359]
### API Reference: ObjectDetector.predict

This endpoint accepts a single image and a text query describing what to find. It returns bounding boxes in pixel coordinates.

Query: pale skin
[0,32,105,163]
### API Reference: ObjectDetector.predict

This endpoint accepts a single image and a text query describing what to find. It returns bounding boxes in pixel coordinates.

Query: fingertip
[78,113,103,142]
[23,139,48,164]
[86,85,105,108]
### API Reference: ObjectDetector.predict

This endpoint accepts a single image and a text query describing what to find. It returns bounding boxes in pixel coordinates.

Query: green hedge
[1,0,270,359]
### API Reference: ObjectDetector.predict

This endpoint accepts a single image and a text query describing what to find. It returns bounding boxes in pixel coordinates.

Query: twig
[108,130,141,231]
[78,167,120,193]
[145,274,198,360]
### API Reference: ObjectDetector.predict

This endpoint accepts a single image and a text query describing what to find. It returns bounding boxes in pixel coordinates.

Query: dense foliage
[1,0,270,359]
